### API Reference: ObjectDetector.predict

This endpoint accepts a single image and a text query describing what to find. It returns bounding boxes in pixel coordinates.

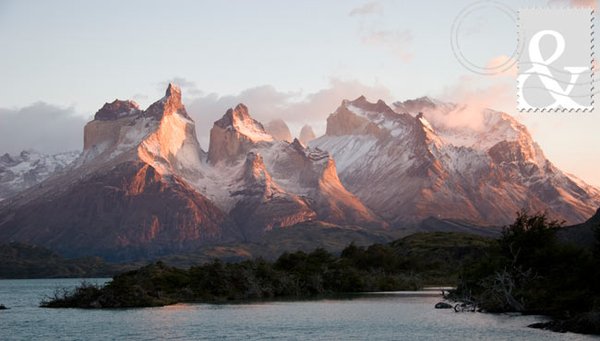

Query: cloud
[485,54,518,77]
[349,1,383,16]
[349,2,413,62]
[0,102,87,154]
[426,54,517,131]
[433,74,516,131]
[547,0,597,8]
[361,29,413,62]
[160,77,202,96]
[183,78,393,148]
[132,93,149,102]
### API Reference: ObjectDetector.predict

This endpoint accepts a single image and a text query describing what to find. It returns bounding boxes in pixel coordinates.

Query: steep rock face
[310,96,600,226]
[229,152,316,240]
[0,86,386,260]
[0,161,237,260]
[0,84,230,259]
[265,119,292,142]
[80,84,205,180]
[136,84,205,181]
[299,125,316,145]
[207,104,273,165]
[203,107,385,229]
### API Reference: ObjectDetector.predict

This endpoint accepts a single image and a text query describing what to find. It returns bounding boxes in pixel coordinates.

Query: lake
[0,279,597,340]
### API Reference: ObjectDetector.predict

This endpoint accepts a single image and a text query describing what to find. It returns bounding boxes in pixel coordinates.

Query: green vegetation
[451,211,600,335]
[41,231,492,308]
[0,243,131,279]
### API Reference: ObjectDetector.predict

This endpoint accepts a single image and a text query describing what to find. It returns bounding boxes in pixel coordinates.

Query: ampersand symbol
[518,30,589,109]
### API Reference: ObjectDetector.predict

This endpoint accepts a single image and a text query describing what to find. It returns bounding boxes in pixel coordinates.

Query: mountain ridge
[310,96,600,226]
[1,85,598,260]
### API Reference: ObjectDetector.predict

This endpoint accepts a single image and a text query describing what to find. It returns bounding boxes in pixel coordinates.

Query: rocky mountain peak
[208,104,273,164]
[394,96,438,113]
[144,83,189,120]
[82,83,204,180]
[240,152,271,186]
[94,100,141,121]
[326,97,400,137]
[299,125,316,144]
[265,119,292,142]
[165,82,181,98]
[290,138,305,151]
[346,96,397,118]
[223,103,252,124]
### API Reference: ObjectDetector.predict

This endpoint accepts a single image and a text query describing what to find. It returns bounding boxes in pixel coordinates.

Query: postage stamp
[517,9,594,111]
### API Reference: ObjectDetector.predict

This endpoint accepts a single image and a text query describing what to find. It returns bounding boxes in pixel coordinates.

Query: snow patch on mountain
[0,150,80,201]
[311,96,600,226]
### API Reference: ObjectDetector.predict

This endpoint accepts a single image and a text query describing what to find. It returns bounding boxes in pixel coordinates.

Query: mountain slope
[0,84,237,260]
[0,150,79,201]
[310,96,600,226]
[0,85,384,260]
[201,104,385,235]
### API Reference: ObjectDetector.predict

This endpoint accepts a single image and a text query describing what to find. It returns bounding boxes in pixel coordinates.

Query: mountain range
[0,84,598,260]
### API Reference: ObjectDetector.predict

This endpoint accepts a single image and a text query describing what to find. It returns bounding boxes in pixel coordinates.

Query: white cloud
[349,1,383,16]
[349,2,413,62]
[0,102,87,154]
[433,73,516,131]
[160,77,202,95]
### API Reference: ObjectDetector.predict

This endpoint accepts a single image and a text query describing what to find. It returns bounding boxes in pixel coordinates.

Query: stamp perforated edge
[517,8,595,113]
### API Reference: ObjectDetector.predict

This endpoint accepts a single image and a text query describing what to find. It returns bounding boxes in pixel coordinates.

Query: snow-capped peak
[228,104,273,142]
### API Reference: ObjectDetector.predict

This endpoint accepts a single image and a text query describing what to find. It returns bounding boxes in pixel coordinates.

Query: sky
[0,0,598,186]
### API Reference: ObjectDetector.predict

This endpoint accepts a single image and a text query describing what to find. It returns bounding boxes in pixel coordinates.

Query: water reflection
[0,279,597,341]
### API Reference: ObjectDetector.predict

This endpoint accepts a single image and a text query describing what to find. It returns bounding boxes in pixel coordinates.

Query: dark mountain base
[0,243,133,279]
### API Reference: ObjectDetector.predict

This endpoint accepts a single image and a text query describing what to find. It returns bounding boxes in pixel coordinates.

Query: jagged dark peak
[165,82,181,98]
[94,99,141,121]
[346,96,396,117]
[290,138,305,151]
[393,96,440,113]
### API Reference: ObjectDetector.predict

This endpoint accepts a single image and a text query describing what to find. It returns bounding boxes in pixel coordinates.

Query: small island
[41,232,491,308]
[41,212,600,335]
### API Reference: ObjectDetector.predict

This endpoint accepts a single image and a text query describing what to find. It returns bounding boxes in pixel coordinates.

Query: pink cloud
[485,55,518,77]
[434,75,516,130]
[547,0,597,8]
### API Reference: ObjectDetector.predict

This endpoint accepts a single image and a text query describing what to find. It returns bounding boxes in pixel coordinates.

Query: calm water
[0,279,597,340]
